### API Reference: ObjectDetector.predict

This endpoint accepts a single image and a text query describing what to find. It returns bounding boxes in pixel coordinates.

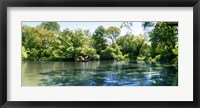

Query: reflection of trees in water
[38,61,177,86]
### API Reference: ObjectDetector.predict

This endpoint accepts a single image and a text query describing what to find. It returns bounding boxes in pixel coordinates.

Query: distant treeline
[22,22,178,65]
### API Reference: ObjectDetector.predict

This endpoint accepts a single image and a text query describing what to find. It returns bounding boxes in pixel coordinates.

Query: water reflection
[22,61,178,86]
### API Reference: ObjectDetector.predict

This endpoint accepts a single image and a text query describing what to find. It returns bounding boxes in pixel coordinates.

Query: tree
[22,25,44,60]
[59,28,74,60]
[92,26,107,54]
[71,29,86,61]
[100,43,125,60]
[105,26,121,45]
[117,34,150,60]
[22,25,41,51]
[149,22,178,62]
[22,25,61,60]
[132,34,148,58]
[116,34,135,56]
[41,22,60,33]
[83,29,91,38]
[83,29,99,60]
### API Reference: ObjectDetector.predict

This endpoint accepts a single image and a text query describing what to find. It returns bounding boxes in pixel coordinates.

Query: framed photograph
[0,0,199,108]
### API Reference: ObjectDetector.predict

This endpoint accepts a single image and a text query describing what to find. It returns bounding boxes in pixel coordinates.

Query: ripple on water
[24,61,177,86]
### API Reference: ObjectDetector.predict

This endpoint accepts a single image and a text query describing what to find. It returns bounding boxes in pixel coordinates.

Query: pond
[22,61,178,86]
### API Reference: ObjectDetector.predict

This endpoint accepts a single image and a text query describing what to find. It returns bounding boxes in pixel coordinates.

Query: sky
[22,21,145,36]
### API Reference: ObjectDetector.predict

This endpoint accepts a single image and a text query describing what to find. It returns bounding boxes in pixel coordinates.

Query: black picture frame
[0,0,199,108]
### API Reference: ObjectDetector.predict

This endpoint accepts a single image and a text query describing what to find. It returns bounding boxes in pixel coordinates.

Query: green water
[22,61,178,86]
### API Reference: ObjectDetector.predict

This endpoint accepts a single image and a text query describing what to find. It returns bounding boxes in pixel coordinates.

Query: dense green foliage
[149,22,178,62]
[92,26,107,54]
[116,34,150,60]
[22,22,178,65]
